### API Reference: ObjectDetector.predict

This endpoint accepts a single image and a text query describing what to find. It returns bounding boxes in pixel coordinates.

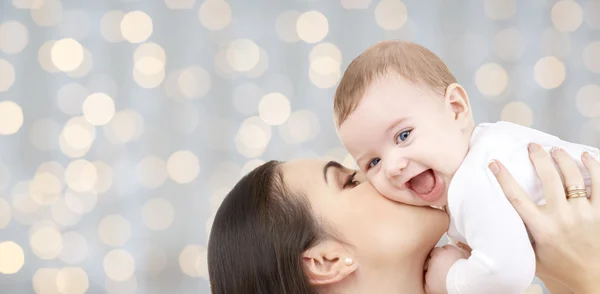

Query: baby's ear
[302,240,358,286]
[444,83,471,124]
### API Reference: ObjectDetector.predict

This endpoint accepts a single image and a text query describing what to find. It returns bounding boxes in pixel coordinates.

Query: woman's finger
[528,144,567,207]
[550,147,589,205]
[582,152,600,209]
[489,159,543,230]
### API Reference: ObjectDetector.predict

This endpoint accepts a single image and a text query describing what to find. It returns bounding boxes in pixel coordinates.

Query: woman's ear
[444,83,472,127]
[302,240,358,286]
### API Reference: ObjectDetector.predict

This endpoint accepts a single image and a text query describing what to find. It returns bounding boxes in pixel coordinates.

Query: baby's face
[337,74,471,207]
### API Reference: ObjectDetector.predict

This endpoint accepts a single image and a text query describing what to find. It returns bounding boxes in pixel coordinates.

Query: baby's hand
[424,244,468,294]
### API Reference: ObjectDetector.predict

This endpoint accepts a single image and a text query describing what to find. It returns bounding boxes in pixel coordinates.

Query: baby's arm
[445,164,536,294]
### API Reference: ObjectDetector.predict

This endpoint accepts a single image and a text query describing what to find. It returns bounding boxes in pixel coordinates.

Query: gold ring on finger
[566,190,587,199]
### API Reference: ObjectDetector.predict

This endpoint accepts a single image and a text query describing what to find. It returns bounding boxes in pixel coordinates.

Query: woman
[208,146,600,293]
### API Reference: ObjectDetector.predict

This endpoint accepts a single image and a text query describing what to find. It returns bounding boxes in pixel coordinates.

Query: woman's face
[281,158,449,271]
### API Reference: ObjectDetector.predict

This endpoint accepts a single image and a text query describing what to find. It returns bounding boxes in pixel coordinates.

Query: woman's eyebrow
[323,161,343,185]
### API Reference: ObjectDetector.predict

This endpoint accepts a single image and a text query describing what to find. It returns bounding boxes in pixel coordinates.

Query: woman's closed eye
[343,171,359,188]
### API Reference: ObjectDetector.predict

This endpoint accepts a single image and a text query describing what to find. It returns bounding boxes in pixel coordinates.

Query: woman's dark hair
[208,160,325,294]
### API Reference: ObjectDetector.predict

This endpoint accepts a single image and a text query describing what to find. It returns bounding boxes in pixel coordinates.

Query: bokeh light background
[0,0,599,293]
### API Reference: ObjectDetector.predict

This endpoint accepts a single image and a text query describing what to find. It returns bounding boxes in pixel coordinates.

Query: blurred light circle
[56,267,89,294]
[98,215,131,247]
[493,28,526,62]
[134,42,166,64]
[226,39,260,72]
[0,241,24,274]
[475,63,509,97]
[103,109,144,144]
[484,0,516,20]
[533,56,566,89]
[375,0,408,30]
[178,67,212,99]
[501,101,533,127]
[179,245,207,277]
[38,40,60,73]
[0,59,15,92]
[30,225,63,259]
[120,10,153,43]
[167,150,200,183]
[103,249,136,282]
[235,116,272,158]
[0,21,28,54]
[30,0,63,27]
[309,57,341,88]
[51,38,84,72]
[208,162,241,192]
[310,42,342,64]
[259,93,291,125]
[33,268,61,294]
[278,110,321,144]
[214,48,236,79]
[276,10,301,43]
[551,0,583,32]
[142,198,175,231]
[296,11,329,43]
[583,41,600,73]
[198,0,232,30]
[65,159,98,193]
[60,117,96,157]
[100,10,125,43]
[133,67,165,89]
[29,171,62,206]
[342,0,372,9]
[135,56,164,75]
[576,84,600,118]
[0,101,24,135]
[92,161,113,194]
[82,92,115,126]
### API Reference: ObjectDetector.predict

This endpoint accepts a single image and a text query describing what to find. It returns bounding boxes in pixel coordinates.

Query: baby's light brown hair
[333,40,457,127]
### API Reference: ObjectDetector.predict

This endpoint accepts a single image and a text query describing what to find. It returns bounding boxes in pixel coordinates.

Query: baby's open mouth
[406,169,442,202]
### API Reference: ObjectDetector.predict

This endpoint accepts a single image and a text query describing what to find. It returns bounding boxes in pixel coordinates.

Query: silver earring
[344,258,353,266]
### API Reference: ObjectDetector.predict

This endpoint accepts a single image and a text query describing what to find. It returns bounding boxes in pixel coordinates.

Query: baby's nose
[385,157,408,178]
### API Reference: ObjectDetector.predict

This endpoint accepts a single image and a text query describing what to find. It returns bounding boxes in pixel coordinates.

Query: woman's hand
[488,143,600,293]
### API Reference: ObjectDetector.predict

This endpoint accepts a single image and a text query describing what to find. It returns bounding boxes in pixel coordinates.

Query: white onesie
[445,121,600,294]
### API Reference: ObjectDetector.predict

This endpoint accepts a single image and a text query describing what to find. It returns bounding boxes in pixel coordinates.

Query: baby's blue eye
[368,158,381,168]
[396,130,411,143]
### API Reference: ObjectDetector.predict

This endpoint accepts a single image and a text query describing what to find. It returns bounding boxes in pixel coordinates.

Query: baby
[334,40,600,294]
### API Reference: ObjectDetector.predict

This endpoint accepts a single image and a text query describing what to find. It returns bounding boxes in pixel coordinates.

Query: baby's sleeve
[445,161,536,294]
